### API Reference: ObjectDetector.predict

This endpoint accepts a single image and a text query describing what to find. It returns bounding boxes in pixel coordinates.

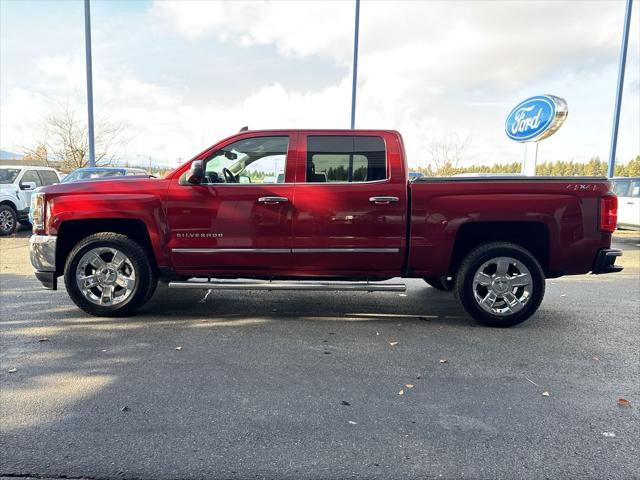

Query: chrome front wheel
[64,232,157,317]
[75,247,137,306]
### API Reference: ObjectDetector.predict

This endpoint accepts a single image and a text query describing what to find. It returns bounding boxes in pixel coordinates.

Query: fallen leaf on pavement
[389,341,399,346]
[324,351,331,354]
[120,406,129,412]
[398,389,404,395]
[175,346,182,350]
[617,398,631,408]
[348,420,357,425]
[602,431,616,437]
[341,401,351,406]
[405,384,414,389]
[542,391,550,397]
[8,368,17,373]
[38,337,49,342]
[592,356,600,361]
[439,358,448,364]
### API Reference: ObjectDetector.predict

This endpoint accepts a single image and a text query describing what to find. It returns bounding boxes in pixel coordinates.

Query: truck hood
[0,183,18,195]
[40,176,166,196]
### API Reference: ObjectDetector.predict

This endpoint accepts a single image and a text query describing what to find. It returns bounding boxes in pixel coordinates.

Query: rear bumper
[592,248,623,274]
[29,234,58,290]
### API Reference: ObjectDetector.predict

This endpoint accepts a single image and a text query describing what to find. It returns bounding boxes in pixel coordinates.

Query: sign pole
[350,0,360,129]
[608,0,633,178]
[84,0,96,168]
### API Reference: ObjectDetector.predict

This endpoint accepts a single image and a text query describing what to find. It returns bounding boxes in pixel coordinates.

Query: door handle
[369,196,399,205]
[258,196,289,204]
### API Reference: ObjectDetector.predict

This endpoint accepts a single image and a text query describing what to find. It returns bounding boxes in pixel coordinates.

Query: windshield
[0,168,20,184]
[62,169,126,183]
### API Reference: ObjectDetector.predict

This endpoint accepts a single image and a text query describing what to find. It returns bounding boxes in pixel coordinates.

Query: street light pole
[84,0,96,168]
[350,0,360,129]
[608,0,633,178]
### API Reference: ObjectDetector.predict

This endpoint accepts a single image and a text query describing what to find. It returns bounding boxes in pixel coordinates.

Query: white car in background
[612,177,640,230]
[0,165,62,236]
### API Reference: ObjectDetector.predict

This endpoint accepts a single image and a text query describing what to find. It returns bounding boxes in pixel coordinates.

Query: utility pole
[350,0,360,129]
[608,0,633,178]
[84,0,96,168]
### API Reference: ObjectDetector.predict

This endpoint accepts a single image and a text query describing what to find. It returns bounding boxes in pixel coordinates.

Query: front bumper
[592,248,623,274]
[17,207,29,222]
[29,234,58,290]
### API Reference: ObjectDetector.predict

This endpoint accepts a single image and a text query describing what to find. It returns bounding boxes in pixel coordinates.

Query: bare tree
[23,97,128,171]
[427,133,472,173]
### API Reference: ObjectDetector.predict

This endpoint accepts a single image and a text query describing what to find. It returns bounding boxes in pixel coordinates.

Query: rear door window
[38,170,59,185]
[306,136,386,183]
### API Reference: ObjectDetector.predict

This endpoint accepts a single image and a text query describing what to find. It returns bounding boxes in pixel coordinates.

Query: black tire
[0,204,18,236]
[64,232,157,317]
[18,219,31,226]
[454,242,545,327]
[424,276,454,291]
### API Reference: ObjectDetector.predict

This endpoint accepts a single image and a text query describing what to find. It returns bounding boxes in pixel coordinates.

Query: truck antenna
[239,126,249,132]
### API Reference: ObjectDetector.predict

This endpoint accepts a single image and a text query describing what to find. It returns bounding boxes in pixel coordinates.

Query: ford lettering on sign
[505,95,568,142]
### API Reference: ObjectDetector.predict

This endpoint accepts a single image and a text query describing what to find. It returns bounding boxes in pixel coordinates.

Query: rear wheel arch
[56,219,157,274]
[449,221,550,277]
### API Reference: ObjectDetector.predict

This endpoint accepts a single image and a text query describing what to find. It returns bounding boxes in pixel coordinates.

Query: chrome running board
[168,279,406,293]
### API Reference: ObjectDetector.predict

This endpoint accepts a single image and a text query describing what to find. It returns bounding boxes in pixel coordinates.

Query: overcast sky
[1,0,638,168]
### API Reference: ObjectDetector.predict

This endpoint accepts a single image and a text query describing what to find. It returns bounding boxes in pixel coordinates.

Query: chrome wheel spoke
[89,252,106,269]
[474,272,492,286]
[496,260,509,275]
[111,250,127,268]
[504,292,524,312]
[510,273,531,287]
[81,275,98,289]
[100,285,115,304]
[482,291,498,308]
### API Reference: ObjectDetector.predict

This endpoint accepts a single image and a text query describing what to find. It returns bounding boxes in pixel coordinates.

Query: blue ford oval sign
[505,95,568,142]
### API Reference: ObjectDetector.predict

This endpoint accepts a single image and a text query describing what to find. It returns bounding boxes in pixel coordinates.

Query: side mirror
[186,160,204,185]
[20,181,37,191]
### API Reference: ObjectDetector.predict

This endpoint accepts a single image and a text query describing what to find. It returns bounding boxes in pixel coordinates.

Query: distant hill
[0,149,24,160]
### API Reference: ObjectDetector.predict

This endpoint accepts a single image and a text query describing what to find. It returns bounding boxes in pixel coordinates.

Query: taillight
[600,195,617,233]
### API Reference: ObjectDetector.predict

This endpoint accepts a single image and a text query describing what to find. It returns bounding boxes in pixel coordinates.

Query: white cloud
[1,0,638,169]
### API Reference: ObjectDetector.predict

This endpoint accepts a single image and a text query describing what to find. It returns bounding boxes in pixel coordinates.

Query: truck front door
[167,134,297,274]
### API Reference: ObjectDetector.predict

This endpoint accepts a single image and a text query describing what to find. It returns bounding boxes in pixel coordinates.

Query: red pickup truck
[29,129,622,326]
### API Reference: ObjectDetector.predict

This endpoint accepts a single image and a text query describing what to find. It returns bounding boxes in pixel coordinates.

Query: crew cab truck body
[29,130,622,326]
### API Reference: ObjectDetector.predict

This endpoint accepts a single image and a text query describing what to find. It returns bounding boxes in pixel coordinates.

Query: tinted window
[203,136,289,184]
[0,168,20,184]
[306,136,386,183]
[21,170,42,187]
[629,180,640,198]
[39,170,59,185]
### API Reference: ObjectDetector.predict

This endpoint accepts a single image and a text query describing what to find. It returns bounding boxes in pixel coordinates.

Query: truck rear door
[290,132,407,276]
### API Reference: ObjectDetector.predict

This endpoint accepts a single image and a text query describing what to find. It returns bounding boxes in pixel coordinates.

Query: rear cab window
[306,136,386,183]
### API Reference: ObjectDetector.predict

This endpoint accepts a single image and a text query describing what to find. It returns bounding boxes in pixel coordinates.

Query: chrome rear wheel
[472,256,533,316]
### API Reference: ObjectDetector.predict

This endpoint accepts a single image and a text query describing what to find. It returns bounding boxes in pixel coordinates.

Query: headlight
[30,192,46,231]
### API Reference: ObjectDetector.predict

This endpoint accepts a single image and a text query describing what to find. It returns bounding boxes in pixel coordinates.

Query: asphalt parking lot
[1,226,639,480]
